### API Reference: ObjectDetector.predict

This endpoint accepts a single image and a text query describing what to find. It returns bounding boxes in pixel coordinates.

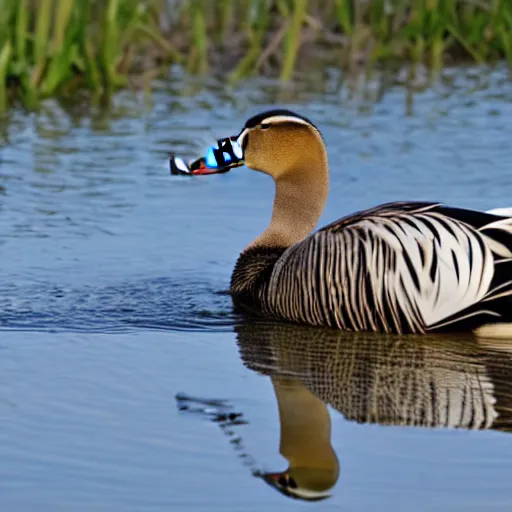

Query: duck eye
[260,123,271,130]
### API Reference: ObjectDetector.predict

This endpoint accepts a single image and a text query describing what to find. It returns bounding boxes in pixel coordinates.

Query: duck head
[172,109,328,180]
[235,109,328,181]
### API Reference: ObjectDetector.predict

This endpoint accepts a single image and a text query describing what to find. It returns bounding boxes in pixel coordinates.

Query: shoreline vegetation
[0,0,511,112]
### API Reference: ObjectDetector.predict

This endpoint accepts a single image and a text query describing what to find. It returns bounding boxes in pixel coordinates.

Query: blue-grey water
[1,65,512,511]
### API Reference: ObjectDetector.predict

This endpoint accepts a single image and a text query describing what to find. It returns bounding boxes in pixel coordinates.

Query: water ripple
[0,278,236,334]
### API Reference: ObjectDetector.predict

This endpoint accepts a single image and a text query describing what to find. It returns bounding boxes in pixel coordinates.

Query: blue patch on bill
[206,139,241,168]
[206,146,224,168]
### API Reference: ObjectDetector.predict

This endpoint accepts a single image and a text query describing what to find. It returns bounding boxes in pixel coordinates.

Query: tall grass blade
[190,0,208,74]
[32,0,53,88]
[102,0,120,89]
[15,0,28,60]
[34,0,52,65]
[334,0,353,36]
[0,41,12,112]
[53,0,74,51]
[281,0,308,81]
[40,0,75,96]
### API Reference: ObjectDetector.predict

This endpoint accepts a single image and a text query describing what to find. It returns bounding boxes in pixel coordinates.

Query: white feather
[486,207,512,217]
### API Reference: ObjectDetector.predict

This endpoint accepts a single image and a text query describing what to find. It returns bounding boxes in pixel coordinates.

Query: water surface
[1,66,512,511]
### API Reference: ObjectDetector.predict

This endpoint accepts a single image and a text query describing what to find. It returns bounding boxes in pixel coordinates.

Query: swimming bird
[200,109,512,336]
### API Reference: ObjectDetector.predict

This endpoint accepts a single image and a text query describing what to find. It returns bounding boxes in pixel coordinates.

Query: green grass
[1,0,512,112]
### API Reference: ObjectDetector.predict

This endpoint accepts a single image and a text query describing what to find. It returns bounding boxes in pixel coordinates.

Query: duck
[196,109,512,336]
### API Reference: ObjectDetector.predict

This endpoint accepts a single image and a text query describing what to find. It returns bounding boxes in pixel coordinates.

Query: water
[1,65,512,511]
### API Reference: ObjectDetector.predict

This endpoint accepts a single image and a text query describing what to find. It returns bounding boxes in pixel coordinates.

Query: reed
[281,0,308,81]
[1,0,511,112]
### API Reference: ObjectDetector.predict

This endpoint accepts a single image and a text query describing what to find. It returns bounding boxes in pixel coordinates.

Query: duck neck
[248,150,329,250]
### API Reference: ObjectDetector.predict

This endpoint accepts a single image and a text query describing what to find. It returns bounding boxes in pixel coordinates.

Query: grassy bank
[1,0,511,112]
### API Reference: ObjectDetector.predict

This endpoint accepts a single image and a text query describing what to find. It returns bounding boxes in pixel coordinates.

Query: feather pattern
[238,201,512,334]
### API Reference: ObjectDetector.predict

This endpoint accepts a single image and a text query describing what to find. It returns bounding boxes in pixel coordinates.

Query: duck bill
[169,156,240,176]
[190,158,244,176]
[169,136,244,176]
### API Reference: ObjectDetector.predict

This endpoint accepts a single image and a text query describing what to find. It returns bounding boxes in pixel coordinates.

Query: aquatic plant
[0,0,182,111]
[1,0,511,111]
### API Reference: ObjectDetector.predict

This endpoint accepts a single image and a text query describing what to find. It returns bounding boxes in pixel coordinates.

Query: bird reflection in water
[177,322,512,501]
[258,375,339,501]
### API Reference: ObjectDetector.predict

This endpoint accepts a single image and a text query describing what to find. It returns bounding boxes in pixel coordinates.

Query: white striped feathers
[263,201,512,334]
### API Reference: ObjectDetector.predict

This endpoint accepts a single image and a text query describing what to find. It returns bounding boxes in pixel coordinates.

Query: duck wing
[265,201,512,334]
